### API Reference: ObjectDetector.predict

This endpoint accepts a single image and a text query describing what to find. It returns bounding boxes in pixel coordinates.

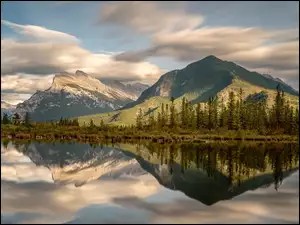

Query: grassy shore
[1,124,298,143]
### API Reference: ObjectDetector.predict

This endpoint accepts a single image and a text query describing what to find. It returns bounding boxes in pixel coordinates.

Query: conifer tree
[228,91,237,130]
[169,97,177,129]
[136,108,143,130]
[181,97,186,128]
[2,113,10,125]
[196,102,201,129]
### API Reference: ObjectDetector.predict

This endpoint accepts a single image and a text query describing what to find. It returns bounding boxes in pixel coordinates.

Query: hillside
[78,78,299,126]
[15,71,147,122]
[123,55,298,109]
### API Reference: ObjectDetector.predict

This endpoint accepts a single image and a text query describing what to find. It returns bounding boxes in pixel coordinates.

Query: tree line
[136,85,299,135]
[2,85,298,136]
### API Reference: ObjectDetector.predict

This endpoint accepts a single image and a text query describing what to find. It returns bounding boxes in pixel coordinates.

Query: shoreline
[1,131,298,143]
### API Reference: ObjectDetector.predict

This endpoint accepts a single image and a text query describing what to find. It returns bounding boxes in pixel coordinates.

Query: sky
[1,1,299,105]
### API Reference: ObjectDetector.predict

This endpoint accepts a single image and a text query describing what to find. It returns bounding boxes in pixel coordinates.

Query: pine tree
[148,111,155,130]
[169,97,177,129]
[196,102,201,129]
[24,112,31,126]
[165,103,169,127]
[12,113,21,125]
[157,112,162,129]
[89,119,95,128]
[136,108,143,130]
[295,108,299,134]
[228,91,237,130]
[100,119,105,130]
[238,88,246,129]
[212,96,219,129]
[219,97,225,128]
[2,113,10,125]
[274,84,285,129]
[161,103,166,128]
[181,97,186,128]
[207,97,213,129]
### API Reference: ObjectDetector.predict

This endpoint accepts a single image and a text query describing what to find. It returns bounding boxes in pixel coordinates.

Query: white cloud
[1,19,163,104]
[1,74,54,94]
[1,93,32,105]
[1,20,79,43]
[1,39,162,83]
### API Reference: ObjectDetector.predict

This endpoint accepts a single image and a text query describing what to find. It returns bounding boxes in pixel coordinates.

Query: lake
[1,140,299,224]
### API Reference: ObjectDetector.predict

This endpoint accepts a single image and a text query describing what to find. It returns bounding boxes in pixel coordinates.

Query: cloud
[1,39,162,84]
[100,2,299,88]
[1,20,163,104]
[98,2,204,34]
[1,93,32,105]
[1,74,54,94]
[1,20,79,43]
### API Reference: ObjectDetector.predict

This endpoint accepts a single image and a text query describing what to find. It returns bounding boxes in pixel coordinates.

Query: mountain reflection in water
[1,140,299,224]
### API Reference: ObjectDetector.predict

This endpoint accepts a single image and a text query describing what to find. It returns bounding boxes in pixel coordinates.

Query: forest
[1,86,299,141]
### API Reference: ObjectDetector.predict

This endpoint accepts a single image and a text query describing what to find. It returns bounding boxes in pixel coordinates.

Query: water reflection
[1,140,299,224]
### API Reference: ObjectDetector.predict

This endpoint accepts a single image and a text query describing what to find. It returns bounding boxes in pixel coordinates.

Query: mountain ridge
[122,55,298,109]
[14,71,148,121]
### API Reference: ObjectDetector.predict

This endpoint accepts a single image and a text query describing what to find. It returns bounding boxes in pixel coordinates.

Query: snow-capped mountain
[15,70,146,121]
[101,79,149,100]
[1,101,16,117]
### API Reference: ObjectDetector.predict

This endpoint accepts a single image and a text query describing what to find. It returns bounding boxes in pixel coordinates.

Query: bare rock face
[15,71,147,122]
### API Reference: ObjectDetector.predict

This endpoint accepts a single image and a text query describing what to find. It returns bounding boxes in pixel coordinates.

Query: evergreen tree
[196,102,201,129]
[12,113,21,125]
[161,103,166,128]
[148,110,155,130]
[219,97,226,128]
[89,119,95,128]
[212,96,219,129]
[157,112,162,129]
[24,112,31,126]
[169,97,177,129]
[228,91,237,130]
[181,97,186,128]
[274,84,284,129]
[136,108,143,130]
[165,103,169,127]
[208,97,213,130]
[100,119,105,130]
[2,113,10,125]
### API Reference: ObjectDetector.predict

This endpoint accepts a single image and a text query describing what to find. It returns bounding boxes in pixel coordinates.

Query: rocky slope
[15,70,146,122]
[1,101,16,117]
[123,55,298,109]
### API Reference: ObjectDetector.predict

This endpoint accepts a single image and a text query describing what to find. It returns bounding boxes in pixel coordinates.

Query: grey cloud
[101,2,298,87]
[98,2,204,34]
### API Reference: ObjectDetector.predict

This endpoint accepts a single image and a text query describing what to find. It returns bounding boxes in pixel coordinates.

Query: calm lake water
[1,140,299,224]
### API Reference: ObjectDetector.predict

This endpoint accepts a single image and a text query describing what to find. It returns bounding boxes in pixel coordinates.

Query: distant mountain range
[7,55,299,122]
[1,101,16,118]
[14,70,149,121]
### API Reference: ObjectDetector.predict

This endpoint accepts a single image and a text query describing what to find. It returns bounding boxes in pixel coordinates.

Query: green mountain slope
[77,56,298,126]
[78,78,298,126]
[124,55,298,109]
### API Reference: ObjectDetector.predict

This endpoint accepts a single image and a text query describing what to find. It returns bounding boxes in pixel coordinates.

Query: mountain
[101,80,149,100]
[77,56,299,126]
[1,101,16,118]
[124,55,298,109]
[15,70,144,122]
